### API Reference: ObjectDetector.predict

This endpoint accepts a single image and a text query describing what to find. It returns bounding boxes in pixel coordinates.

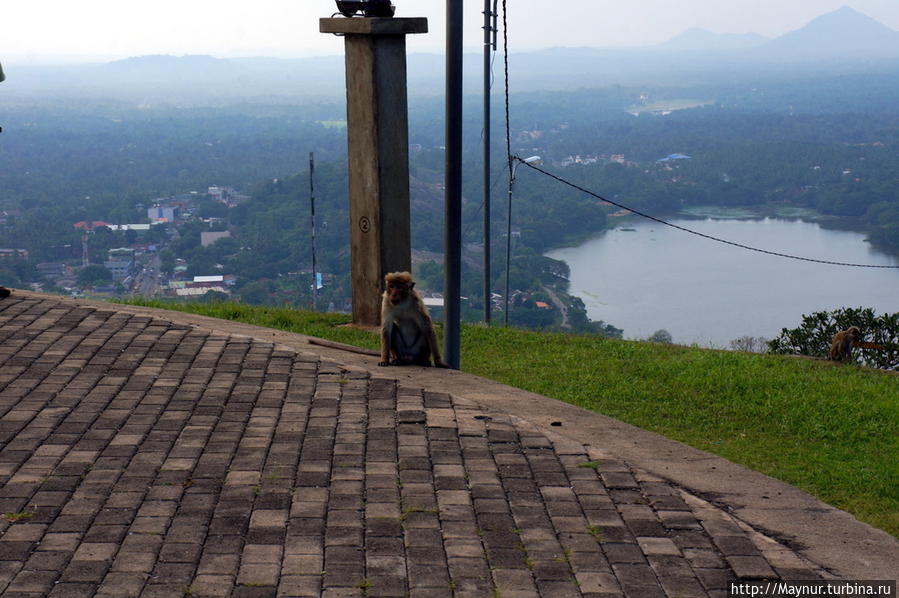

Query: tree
[730,336,769,353]
[77,265,113,286]
[647,329,673,344]
[768,307,899,370]
[0,268,21,287]
[238,279,277,305]
[159,250,176,275]
[199,290,230,303]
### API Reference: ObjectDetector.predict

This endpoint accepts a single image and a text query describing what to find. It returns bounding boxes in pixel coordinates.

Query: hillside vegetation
[122,300,899,537]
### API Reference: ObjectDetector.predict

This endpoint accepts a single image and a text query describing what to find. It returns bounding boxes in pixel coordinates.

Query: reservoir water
[546,218,899,346]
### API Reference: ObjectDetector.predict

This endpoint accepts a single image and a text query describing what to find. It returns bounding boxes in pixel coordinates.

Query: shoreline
[544,209,899,345]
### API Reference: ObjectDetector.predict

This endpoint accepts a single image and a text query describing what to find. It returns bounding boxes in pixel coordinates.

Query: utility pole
[81,222,92,267]
[81,231,90,267]
[483,0,497,324]
[309,152,318,311]
[444,0,463,369]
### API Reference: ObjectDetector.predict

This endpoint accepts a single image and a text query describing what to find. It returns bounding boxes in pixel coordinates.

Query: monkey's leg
[390,323,425,365]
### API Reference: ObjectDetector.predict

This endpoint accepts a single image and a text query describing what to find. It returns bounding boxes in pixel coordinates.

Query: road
[132,254,162,297]
[541,285,570,329]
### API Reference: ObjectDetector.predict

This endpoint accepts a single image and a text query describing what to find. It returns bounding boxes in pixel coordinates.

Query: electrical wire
[462,162,510,239]
[502,0,515,324]
[466,17,502,241]
[491,7,898,271]
[501,0,512,182]
[516,157,899,269]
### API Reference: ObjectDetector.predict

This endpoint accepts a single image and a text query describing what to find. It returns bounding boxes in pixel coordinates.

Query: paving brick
[636,537,681,556]
[7,569,59,594]
[0,297,817,598]
[684,548,727,569]
[726,555,778,580]
[47,582,97,598]
[713,535,763,556]
[25,548,71,570]
[95,571,147,597]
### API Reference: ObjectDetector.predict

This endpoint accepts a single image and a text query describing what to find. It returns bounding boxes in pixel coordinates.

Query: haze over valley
[2,4,899,344]
[7,6,899,101]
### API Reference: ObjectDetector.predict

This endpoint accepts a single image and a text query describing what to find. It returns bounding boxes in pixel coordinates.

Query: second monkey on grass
[379,272,448,368]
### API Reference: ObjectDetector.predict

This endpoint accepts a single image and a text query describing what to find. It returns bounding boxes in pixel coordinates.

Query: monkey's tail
[308,338,380,356]
[854,341,888,350]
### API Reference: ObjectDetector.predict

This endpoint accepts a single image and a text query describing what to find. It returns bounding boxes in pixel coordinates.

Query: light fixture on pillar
[335,0,396,18]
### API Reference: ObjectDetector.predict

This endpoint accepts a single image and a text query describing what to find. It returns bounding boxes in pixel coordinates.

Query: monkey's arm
[379,319,392,366]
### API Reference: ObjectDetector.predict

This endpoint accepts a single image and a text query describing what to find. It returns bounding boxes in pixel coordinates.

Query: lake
[546,217,899,346]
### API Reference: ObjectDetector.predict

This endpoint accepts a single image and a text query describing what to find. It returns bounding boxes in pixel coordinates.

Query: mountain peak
[764,5,899,56]
[809,5,889,28]
[828,5,874,17]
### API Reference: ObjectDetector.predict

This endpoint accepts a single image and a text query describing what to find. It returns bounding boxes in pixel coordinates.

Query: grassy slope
[123,301,899,537]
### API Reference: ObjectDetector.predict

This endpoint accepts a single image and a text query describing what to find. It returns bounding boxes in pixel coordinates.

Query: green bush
[77,264,113,286]
[768,307,899,370]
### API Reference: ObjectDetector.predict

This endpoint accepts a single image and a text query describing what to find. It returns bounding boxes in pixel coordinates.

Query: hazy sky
[7,0,899,65]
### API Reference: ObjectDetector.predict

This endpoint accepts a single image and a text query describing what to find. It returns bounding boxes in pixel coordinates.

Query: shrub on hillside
[768,307,899,370]
[729,336,769,353]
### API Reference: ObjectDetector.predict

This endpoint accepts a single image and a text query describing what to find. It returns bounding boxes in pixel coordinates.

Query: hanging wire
[502,0,515,324]
[476,51,499,145]
[492,0,898,297]
[515,157,899,269]
[502,0,513,182]
[462,161,510,239]
[464,16,503,241]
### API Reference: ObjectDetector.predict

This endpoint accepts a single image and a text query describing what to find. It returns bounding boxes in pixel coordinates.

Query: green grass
[3,511,35,522]
[120,300,899,536]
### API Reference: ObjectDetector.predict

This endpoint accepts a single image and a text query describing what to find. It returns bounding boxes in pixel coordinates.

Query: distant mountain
[658,28,768,51]
[101,54,240,83]
[7,6,899,102]
[761,6,899,58]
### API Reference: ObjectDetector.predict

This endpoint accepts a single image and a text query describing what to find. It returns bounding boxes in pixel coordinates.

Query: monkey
[379,272,448,368]
[0,287,10,299]
[828,326,861,362]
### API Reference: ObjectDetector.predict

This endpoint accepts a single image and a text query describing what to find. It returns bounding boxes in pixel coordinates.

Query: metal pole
[309,152,318,311]
[444,0,463,369]
[482,0,496,324]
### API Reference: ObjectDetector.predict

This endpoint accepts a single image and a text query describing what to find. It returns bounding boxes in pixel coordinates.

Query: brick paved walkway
[0,296,827,597]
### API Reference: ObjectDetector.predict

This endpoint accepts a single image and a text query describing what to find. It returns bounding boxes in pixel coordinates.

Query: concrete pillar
[320,17,428,327]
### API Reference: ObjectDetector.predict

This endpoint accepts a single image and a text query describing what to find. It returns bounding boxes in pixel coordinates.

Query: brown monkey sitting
[828,326,860,362]
[379,272,447,368]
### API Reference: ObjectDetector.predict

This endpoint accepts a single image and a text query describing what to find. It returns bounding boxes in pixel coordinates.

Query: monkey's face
[386,281,411,305]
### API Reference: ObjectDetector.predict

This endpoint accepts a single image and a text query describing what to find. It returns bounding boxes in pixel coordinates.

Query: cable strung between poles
[502,0,515,325]
[515,156,899,269]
